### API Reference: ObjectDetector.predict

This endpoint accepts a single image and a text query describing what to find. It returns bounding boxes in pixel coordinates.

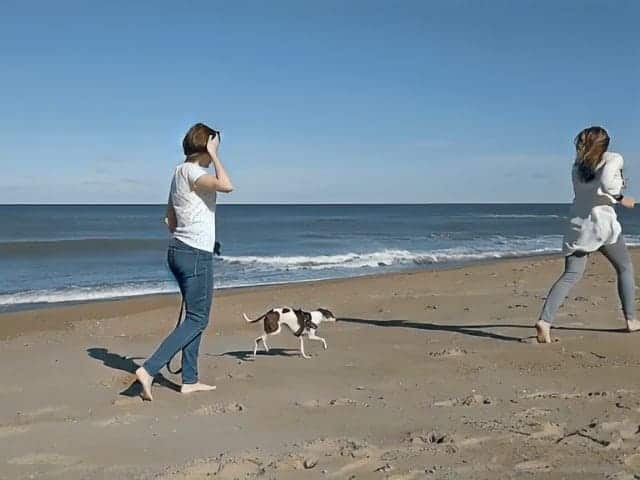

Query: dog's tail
[243,313,266,323]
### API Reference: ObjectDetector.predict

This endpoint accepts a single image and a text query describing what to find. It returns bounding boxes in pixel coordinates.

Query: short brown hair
[574,126,610,170]
[182,123,217,156]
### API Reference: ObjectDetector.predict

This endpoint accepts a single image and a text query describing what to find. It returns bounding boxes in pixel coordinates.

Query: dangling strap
[166,298,185,375]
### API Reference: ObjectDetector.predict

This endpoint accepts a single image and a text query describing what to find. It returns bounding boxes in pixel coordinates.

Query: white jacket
[563,151,625,255]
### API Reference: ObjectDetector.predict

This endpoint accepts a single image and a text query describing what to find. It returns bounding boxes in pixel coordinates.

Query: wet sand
[2,252,640,479]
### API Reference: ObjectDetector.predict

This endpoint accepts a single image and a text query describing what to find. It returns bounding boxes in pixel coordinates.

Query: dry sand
[2,253,640,479]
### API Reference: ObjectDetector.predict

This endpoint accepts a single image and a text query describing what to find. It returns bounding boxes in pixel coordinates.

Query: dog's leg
[264,325,282,354]
[308,331,328,350]
[253,336,262,357]
[299,337,311,359]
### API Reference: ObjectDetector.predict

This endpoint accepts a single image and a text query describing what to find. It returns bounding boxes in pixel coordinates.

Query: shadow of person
[211,348,300,361]
[87,347,141,373]
[87,347,180,396]
[338,317,524,342]
[338,317,626,342]
[553,325,624,333]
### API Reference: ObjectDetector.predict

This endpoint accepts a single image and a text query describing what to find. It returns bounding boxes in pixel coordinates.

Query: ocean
[2,204,640,311]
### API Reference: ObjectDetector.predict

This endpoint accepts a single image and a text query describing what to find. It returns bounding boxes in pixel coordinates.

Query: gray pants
[539,236,637,323]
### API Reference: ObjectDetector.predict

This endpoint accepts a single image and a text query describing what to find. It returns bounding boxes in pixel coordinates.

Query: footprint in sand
[404,430,454,446]
[599,420,638,441]
[507,303,529,309]
[295,398,367,408]
[304,438,421,480]
[224,372,254,381]
[92,414,142,427]
[456,434,511,447]
[161,438,386,480]
[434,394,493,407]
[12,405,67,425]
[555,421,631,450]
[161,457,264,479]
[112,395,143,407]
[329,398,367,407]
[304,437,373,460]
[8,453,79,466]
[164,439,378,480]
[99,373,134,388]
[607,473,637,480]
[192,402,245,416]
[327,450,381,478]
[514,459,552,472]
[427,347,468,358]
[518,391,582,400]
[530,422,564,439]
[514,407,552,418]
[212,459,264,479]
[162,448,320,479]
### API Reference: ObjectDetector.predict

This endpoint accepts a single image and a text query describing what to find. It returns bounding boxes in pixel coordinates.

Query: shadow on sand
[87,347,180,397]
[337,317,625,342]
[211,348,300,361]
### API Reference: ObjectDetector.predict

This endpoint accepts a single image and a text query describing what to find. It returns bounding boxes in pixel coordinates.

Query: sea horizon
[2,203,638,312]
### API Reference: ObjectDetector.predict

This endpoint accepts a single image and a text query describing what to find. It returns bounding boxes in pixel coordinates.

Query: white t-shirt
[169,162,217,252]
[563,152,624,255]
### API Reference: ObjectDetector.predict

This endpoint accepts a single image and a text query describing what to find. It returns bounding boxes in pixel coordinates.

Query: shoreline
[0,249,566,317]
[0,246,564,324]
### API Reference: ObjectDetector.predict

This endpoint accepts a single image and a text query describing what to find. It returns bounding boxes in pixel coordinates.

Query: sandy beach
[2,252,640,479]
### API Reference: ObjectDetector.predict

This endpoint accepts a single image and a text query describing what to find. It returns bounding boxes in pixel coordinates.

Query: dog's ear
[317,308,335,320]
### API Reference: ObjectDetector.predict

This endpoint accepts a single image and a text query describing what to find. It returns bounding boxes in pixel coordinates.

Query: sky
[0,0,638,204]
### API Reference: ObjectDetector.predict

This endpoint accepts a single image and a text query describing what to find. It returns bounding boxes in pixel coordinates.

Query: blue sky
[0,0,638,204]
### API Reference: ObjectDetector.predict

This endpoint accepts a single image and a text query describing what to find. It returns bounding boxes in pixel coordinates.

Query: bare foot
[535,320,552,344]
[626,319,640,332]
[181,383,217,394]
[135,367,153,401]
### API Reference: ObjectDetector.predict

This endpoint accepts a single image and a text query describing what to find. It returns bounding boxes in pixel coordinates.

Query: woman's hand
[206,134,220,158]
[194,134,234,193]
[166,202,178,232]
[621,196,636,208]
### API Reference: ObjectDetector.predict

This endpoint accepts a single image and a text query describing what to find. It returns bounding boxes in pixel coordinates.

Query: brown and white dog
[243,307,336,359]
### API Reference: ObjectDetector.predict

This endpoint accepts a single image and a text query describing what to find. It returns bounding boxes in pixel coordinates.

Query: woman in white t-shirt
[536,126,638,343]
[136,123,233,400]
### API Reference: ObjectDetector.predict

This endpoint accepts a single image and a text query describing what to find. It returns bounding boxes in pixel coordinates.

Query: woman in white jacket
[536,126,639,343]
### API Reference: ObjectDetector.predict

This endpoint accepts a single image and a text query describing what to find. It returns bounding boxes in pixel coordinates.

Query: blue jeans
[143,239,214,384]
